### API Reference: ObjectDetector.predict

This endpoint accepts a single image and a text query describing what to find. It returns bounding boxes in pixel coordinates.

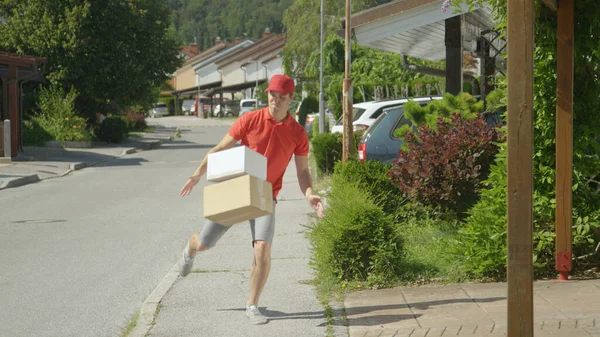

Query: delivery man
[178,74,324,325]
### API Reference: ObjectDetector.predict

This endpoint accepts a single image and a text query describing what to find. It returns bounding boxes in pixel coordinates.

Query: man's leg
[245,202,276,324]
[187,231,209,256]
[247,240,271,306]
[178,220,229,277]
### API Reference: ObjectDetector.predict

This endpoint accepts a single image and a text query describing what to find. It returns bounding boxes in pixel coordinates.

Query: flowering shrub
[32,84,93,142]
[121,108,147,131]
[387,113,503,216]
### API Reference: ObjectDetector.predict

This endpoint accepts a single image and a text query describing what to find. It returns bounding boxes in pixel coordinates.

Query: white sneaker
[177,245,194,277]
[245,304,268,325]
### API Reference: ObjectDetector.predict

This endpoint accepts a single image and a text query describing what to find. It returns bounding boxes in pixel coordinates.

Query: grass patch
[397,220,465,285]
[120,312,139,337]
[305,271,347,337]
[169,130,182,141]
[148,303,163,333]
[143,127,156,133]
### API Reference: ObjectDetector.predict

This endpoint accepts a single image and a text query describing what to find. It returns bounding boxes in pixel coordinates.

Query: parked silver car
[147,102,169,118]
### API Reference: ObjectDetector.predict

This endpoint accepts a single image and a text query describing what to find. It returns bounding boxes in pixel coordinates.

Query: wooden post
[445,16,463,95]
[555,0,574,281]
[342,0,353,162]
[506,0,535,336]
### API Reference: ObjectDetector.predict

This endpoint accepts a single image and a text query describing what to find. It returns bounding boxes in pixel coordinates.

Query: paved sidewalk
[0,124,176,190]
[136,161,328,337]
[343,279,600,337]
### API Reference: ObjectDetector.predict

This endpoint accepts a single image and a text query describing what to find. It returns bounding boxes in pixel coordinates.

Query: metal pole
[256,61,259,100]
[4,119,11,158]
[318,0,325,134]
[342,0,353,162]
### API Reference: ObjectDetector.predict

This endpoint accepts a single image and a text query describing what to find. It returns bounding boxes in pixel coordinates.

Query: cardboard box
[207,146,267,182]
[203,174,273,226]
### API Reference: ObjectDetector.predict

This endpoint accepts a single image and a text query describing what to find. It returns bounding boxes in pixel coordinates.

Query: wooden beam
[555,0,574,280]
[541,0,558,12]
[445,16,463,95]
[506,0,535,336]
[351,0,439,28]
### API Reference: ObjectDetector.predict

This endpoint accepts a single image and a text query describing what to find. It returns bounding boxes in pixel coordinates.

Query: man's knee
[253,240,270,260]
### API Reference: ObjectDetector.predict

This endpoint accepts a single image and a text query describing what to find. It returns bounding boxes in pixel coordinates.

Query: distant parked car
[239,99,267,117]
[331,97,441,134]
[182,99,196,115]
[147,102,169,118]
[214,100,241,117]
[303,110,335,133]
[357,105,415,164]
[359,103,503,164]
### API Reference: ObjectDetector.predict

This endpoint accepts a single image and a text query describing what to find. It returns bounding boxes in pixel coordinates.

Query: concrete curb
[71,162,87,171]
[119,140,163,157]
[120,148,137,156]
[0,174,40,190]
[330,298,349,337]
[0,132,173,191]
[129,264,181,337]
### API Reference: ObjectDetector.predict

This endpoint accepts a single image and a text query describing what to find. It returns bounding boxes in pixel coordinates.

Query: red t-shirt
[228,108,309,199]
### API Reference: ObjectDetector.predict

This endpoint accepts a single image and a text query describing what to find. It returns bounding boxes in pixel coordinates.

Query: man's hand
[307,194,324,218]
[180,175,201,196]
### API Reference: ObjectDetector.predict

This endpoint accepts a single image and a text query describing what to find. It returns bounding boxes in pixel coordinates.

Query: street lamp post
[318,0,325,134]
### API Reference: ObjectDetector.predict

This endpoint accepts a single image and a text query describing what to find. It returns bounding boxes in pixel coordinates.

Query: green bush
[23,119,53,146]
[309,176,403,286]
[333,160,405,216]
[32,85,93,142]
[311,132,342,175]
[95,116,128,143]
[311,131,364,175]
[308,115,330,140]
[448,145,600,280]
[298,96,319,127]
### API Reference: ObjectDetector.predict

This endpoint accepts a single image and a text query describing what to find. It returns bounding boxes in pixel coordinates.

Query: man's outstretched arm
[294,155,323,217]
[180,134,237,196]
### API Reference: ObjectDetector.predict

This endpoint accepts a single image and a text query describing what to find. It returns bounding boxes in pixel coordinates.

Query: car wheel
[226,112,233,117]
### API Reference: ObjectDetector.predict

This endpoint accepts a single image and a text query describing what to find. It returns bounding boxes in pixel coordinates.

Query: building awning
[203,80,268,96]
[169,82,223,97]
[350,0,500,62]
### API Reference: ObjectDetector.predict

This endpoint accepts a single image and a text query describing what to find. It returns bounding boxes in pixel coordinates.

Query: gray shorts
[198,201,277,247]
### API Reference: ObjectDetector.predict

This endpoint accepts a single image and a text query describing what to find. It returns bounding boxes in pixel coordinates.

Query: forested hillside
[167,0,293,50]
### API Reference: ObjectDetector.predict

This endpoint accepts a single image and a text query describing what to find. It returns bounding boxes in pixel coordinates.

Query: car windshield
[336,107,366,125]
[242,101,256,107]
[156,103,166,108]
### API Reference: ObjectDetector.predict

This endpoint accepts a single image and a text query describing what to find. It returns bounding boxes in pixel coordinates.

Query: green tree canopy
[281,0,390,80]
[0,0,183,117]
[168,0,294,50]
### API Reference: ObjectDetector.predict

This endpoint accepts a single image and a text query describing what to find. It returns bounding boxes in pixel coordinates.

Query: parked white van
[239,99,266,117]
[182,99,196,115]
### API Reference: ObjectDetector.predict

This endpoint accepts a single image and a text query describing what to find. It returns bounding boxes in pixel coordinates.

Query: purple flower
[442,0,452,12]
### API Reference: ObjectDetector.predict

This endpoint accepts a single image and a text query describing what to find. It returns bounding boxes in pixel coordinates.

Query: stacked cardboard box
[203,146,273,226]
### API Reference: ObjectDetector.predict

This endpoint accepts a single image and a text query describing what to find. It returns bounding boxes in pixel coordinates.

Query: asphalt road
[0,122,228,337]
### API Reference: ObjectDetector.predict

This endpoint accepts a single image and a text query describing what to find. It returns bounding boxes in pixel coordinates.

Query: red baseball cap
[264,74,295,95]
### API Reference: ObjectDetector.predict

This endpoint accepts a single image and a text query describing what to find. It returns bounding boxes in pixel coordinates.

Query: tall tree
[281,0,389,79]
[0,0,183,117]
[169,0,293,50]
